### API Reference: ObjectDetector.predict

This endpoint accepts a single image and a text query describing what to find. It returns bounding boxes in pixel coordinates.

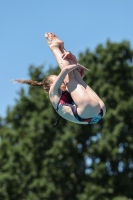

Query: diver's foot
[44,32,64,50]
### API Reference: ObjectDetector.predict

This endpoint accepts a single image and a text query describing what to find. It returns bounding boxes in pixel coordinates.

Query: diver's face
[50,75,57,82]
[60,81,66,91]
[50,76,66,91]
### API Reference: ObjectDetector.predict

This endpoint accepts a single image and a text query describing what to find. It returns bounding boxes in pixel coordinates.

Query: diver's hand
[62,51,77,63]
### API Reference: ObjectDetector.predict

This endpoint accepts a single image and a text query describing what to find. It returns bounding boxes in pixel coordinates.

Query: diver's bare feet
[44,32,64,51]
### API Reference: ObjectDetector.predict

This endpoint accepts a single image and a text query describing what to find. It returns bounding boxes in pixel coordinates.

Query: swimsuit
[55,90,103,124]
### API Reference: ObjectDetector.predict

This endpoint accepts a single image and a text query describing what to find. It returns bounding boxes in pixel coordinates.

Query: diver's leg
[73,69,106,116]
[44,33,105,117]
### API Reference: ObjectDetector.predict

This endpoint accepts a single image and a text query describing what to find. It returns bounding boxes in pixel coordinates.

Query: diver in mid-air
[14,32,106,127]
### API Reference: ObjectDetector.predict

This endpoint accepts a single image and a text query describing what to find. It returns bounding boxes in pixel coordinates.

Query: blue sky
[0,0,133,118]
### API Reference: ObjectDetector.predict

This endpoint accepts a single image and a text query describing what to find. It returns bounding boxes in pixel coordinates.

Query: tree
[0,41,133,200]
[77,40,133,200]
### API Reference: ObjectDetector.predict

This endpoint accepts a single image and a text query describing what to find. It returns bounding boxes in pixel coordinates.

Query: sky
[0,0,133,118]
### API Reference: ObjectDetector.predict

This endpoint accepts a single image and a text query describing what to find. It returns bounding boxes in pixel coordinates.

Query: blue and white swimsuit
[56,90,103,124]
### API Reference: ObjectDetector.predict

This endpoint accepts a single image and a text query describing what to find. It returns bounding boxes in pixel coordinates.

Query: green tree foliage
[0,41,133,200]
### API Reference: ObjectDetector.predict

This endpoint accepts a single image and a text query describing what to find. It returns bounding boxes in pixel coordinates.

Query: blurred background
[0,1,133,200]
[0,0,133,118]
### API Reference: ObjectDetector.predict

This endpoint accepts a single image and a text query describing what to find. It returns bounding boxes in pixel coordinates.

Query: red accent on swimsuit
[59,90,74,106]
[56,90,103,124]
